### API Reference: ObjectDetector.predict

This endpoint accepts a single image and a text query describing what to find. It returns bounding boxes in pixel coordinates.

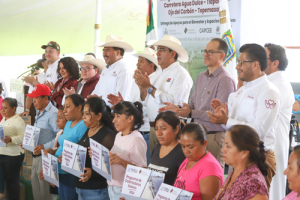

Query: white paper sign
[140,171,165,200]
[10,78,24,94]
[121,165,152,199]
[22,125,40,152]
[89,138,112,181]
[154,183,193,200]
[61,140,87,178]
[42,151,59,187]
[0,125,6,146]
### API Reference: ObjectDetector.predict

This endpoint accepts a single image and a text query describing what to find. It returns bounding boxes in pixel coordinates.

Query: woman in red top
[50,57,80,108]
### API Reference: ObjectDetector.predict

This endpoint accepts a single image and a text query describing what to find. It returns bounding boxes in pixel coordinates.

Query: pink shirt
[174,152,224,200]
[108,130,147,187]
[0,97,3,121]
[283,191,300,200]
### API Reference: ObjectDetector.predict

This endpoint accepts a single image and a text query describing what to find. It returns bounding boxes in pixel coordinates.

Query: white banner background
[157,0,241,83]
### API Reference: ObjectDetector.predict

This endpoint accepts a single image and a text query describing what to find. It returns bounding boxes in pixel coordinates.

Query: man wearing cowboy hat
[61,53,105,103]
[134,35,193,153]
[107,47,159,164]
[160,38,236,169]
[90,35,134,105]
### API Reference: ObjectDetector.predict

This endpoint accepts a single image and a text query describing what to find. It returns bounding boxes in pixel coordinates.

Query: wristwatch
[147,86,155,94]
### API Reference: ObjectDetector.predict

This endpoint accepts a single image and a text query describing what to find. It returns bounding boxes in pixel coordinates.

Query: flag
[146,0,156,46]
[219,0,237,83]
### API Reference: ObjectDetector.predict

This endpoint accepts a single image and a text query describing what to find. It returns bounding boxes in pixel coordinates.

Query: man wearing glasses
[61,53,105,102]
[134,35,193,153]
[160,38,236,169]
[207,43,280,190]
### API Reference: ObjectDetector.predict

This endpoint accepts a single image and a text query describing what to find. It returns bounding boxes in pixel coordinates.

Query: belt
[32,154,41,158]
[140,131,150,135]
[149,122,155,127]
[207,131,218,135]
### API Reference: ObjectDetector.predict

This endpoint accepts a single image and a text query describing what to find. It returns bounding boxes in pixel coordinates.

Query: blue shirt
[34,102,61,149]
[55,120,87,174]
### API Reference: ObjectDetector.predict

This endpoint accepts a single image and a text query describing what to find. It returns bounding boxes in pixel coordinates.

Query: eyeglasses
[237,60,255,66]
[157,48,169,53]
[80,67,95,72]
[201,49,224,56]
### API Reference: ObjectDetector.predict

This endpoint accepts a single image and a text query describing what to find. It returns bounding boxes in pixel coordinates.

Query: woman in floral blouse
[214,125,268,200]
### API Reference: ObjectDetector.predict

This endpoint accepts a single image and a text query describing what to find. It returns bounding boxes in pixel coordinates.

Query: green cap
[41,41,60,51]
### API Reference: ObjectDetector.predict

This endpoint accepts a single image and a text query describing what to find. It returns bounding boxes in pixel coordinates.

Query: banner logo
[222,29,236,67]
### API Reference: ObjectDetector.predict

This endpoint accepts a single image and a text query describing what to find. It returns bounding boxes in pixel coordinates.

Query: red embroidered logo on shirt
[166,78,171,82]
[265,100,276,109]
[236,90,242,97]
[248,95,254,99]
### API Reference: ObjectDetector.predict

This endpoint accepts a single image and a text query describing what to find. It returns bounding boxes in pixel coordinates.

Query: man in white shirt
[207,43,280,190]
[90,35,134,105]
[134,35,193,152]
[108,47,159,164]
[265,43,294,200]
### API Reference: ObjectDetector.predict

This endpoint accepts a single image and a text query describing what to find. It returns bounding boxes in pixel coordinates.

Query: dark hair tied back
[229,125,269,176]
[113,101,144,131]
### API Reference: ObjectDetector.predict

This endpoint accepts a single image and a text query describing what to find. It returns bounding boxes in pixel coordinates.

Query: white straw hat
[152,35,188,63]
[133,48,159,67]
[95,35,133,52]
[77,55,106,72]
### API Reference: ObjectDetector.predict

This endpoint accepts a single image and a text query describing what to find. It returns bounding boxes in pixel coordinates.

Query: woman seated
[213,125,268,200]
[283,145,300,200]
[174,123,224,200]
[108,101,147,200]
[148,111,185,185]
[50,57,80,108]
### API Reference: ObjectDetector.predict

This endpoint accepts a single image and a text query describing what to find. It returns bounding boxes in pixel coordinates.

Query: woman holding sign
[108,101,147,200]
[148,111,185,185]
[55,94,88,200]
[174,123,224,200]
[0,98,26,200]
[75,97,116,199]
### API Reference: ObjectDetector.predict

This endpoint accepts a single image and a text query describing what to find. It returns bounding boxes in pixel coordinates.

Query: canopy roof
[0,0,148,56]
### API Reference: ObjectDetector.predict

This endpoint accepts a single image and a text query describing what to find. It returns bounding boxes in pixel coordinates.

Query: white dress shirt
[130,72,157,131]
[45,59,60,84]
[225,75,280,151]
[91,58,134,106]
[268,71,294,200]
[145,62,193,121]
[0,78,8,98]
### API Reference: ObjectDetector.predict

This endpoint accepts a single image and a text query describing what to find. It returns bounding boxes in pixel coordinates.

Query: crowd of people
[0,34,299,200]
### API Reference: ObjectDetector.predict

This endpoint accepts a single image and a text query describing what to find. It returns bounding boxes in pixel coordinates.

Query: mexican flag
[219,0,237,83]
[146,0,156,45]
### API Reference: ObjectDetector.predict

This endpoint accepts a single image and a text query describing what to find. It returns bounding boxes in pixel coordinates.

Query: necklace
[83,125,102,142]
[179,151,207,180]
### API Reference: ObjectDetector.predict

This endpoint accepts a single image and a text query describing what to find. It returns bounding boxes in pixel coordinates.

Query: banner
[157,0,241,83]
[22,125,40,152]
[61,140,87,178]
[89,138,112,182]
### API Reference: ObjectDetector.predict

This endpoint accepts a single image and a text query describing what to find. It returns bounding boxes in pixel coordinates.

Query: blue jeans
[141,132,151,166]
[76,187,109,200]
[108,185,122,200]
[57,173,78,200]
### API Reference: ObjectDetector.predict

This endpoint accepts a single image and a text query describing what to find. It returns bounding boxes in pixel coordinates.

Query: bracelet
[25,109,30,112]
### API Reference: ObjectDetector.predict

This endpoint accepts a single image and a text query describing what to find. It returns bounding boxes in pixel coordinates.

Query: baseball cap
[26,84,51,98]
[41,41,60,51]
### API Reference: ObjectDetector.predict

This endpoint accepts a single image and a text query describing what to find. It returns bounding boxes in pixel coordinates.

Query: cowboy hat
[152,35,188,63]
[77,55,106,72]
[95,35,133,52]
[133,48,159,67]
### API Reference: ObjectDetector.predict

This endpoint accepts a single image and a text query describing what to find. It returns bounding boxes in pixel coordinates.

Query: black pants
[0,153,24,200]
